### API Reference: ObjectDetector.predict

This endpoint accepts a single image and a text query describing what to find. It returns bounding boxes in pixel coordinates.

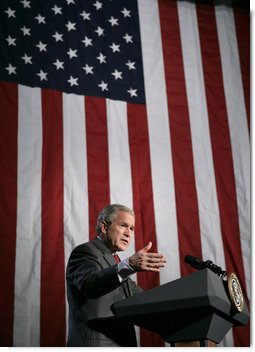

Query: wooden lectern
[111,269,249,347]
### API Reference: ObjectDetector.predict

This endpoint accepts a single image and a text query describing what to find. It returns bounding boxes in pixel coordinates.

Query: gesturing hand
[128,242,166,272]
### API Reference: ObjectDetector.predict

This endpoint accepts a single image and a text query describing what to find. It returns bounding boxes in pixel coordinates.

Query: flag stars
[68,76,79,86]
[35,14,46,24]
[52,32,63,42]
[67,48,78,59]
[123,33,133,43]
[5,8,16,18]
[52,5,62,15]
[127,88,138,97]
[109,43,120,53]
[5,64,17,75]
[80,11,91,20]
[108,16,119,26]
[66,0,75,5]
[121,8,131,18]
[95,26,104,37]
[37,70,47,81]
[20,26,31,36]
[82,36,93,47]
[36,41,47,52]
[98,80,108,91]
[6,35,16,46]
[66,21,76,31]
[111,69,123,80]
[21,53,32,64]
[93,1,103,10]
[21,0,31,8]
[126,60,136,70]
[53,59,64,70]
[96,53,106,64]
[82,64,94,75]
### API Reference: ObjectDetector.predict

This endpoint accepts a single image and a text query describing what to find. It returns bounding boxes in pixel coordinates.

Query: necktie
[113,254,120,263]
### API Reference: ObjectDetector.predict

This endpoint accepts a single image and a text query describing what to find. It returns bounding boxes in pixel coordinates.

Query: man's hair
[96,204,134,235]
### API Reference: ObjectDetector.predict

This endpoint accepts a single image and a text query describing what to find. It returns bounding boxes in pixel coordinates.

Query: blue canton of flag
[0,0,145,104]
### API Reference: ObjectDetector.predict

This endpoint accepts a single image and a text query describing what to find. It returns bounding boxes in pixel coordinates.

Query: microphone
[184,255,227,279]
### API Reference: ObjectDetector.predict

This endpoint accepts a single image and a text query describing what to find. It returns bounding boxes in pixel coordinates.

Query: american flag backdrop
[0,0,250,347]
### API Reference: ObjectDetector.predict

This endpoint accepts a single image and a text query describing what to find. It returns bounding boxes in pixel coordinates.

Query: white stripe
[106,99,140,346]
[138,0,180,284]
[215,3,251,299]
[63,93,89,253]
[63,93,89,340]
[106,99,135,261]
[13,86,42,346]
[178,1,233,346]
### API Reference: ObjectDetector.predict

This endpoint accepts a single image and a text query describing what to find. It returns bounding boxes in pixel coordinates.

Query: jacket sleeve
[66,244,123,299]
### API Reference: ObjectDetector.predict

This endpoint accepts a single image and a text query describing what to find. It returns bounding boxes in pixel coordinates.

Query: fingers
[128,251,167,273]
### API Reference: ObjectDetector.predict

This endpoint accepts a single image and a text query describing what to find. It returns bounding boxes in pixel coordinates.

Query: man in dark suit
[66,204,166,347]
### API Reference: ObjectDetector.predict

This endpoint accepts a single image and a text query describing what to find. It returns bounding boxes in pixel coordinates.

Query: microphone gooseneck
[184,255,227,279]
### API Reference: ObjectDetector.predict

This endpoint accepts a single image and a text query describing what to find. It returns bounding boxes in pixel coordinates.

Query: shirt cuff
[116,257,135,282]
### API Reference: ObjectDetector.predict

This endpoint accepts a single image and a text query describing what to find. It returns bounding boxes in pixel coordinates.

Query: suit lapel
[91,238,132,298]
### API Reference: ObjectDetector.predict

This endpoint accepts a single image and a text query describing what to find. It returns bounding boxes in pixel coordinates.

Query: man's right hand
[128,242,166,272]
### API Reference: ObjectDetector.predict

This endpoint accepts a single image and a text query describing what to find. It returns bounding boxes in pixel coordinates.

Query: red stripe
[0,82,18,346]
[159,0,202,276]
[85,97,110,239]
[196,2,249,346]
[233,5,250,132]
[127,103,164,347]
[40,89,66,346]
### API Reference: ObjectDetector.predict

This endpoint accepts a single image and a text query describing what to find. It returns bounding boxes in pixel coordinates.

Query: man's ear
[100,221,107,234]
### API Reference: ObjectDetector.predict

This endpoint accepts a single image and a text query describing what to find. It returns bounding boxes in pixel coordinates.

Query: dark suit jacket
[66,238,143,347]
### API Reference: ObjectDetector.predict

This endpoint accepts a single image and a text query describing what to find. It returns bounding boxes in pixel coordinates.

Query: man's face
[101,210,135,252]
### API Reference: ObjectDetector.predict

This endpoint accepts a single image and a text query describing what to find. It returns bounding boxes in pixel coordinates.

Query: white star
[35,14,46,24]
[5,64,16,75]
[66,21,76,31]
[21,0,31,8]
[36,41,47,52]
[6,36,16,46]
[93,1,102,10]
[96,53,106,64]
[111,69,123,80]
[95,26,104,37]
[108,16,119,26]
[21,53,32,64]
[82,36,92,47]
[5,8,16,18]
[127,88,138,97]
[66,0,75,4]
[125,60,136,70]
[82,64,94,75]
[20,26,31,36]
[80,11,90,20]
[37,70,48,81]
[98,80,108,91]
[67,48,78,59]
[123,33,133,43]
[109,43,120,53]
[52,32,63,42]
[52,5,62,15]
[53,59,64,70]
[121,8,131,18]
[68,76,79,86]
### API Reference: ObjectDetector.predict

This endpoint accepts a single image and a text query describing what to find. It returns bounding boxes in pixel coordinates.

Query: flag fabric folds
[0,0,250,347]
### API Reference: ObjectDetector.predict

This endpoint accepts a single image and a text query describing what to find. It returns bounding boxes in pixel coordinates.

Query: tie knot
[113,254,120,263]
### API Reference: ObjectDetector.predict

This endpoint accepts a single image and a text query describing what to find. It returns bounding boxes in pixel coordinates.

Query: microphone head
[184,255,198,265]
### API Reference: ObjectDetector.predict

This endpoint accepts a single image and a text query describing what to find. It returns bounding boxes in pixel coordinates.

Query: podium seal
[228,272,244,312]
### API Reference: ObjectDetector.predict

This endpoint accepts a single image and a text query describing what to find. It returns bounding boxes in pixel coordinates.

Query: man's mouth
[121,238,129,245]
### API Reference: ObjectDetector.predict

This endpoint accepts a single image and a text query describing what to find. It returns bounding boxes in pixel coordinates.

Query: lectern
[111,269,249,347]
